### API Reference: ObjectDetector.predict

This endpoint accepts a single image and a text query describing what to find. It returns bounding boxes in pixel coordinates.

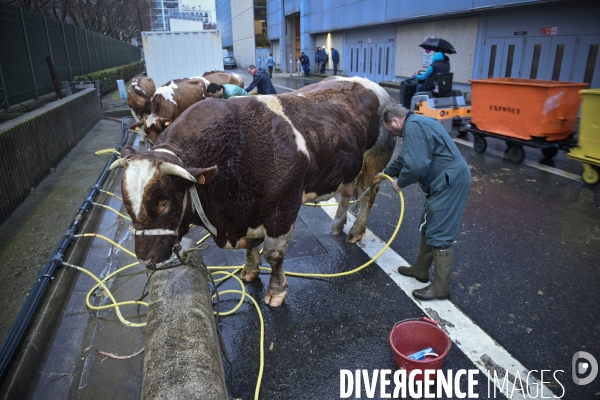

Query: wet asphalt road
[23,71,600,399]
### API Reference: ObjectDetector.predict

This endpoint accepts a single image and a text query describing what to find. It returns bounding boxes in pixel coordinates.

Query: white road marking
[454,137,583,183]
[319,200,557,399]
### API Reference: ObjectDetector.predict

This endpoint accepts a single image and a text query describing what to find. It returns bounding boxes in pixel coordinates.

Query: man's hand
[374,171,386,182]
[391,179,401,193]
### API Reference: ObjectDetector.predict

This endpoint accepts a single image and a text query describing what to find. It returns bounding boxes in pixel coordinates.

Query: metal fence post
[20,7,39,99]
[61,21,73,81]
[73,26,84,76]
[84,30,92,73]
[43,16,54,61]
[0,62,10,109]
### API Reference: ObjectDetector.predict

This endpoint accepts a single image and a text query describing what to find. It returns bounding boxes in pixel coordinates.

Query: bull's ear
[188,166,218,184]
[163,118,174,127]
[121,146,138,157]
[130,121,143,131]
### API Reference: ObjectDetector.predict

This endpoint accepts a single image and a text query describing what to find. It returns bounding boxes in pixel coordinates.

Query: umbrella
[419,38,456,54]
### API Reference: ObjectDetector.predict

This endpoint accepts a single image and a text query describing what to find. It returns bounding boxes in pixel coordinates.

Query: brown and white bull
[127,77,156,121]
[111,77,395,307]
[134,77,209,144]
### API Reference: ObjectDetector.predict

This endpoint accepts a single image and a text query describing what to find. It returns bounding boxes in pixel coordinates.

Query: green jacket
[222,84,248,99]
[384,113,471,199]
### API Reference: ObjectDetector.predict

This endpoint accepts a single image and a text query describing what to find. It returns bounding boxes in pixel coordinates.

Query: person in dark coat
[314,47,322,75]
[415,52,450,92]
[299,52,310,77]
[320,45,328,73]
[331,47,340,75]
[245,65,277,95]
[375,104,471,301]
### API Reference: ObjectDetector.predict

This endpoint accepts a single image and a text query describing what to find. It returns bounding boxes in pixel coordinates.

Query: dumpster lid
[469,78,588,88]
[579,88,600,95]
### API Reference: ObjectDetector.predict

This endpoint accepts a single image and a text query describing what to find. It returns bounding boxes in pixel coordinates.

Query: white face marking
[124,160,158,218]
[256,96,310,160]
[155,81,179,105]
[145,114,158,128]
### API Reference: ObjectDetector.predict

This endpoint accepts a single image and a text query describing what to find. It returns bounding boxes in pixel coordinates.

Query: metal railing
[0,3,142,110]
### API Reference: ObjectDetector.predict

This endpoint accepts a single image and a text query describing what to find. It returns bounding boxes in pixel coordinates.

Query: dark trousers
[333,61,338,75]
[320,61,327,73]
[268,66,273,78]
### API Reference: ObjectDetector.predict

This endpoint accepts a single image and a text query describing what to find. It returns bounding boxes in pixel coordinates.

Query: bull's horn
[109,158,127,170]
[158,162,196,182]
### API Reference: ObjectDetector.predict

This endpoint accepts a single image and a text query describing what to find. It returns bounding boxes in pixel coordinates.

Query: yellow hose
[73,174,402,400]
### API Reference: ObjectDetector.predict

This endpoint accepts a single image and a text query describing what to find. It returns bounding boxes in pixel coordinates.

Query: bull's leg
[240,246,261,282]
[263,227,293,307]
[347,182,380,243]
[331,194,351,236]
[346,155,388,243]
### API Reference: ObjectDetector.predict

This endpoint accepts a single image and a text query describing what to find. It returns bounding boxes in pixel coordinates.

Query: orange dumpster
[469,78,588,141]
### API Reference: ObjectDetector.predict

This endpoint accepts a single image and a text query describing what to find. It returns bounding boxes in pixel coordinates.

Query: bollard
[142,249,228,400]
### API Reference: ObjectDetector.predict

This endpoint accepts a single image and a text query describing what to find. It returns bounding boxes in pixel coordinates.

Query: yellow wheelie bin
[568,88,600,185]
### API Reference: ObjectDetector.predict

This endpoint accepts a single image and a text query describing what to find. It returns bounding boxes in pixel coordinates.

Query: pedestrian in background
[206,83,248,99]
[314,47,322,76]
[266,53,275,78]
[245,65,277,95]
[320,45,328,73]
[331,47,340,75]
[375,104,471,301]
[299,52,310,77]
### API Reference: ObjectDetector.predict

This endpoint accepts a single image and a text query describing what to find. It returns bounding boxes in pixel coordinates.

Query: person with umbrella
[414,38,456,92]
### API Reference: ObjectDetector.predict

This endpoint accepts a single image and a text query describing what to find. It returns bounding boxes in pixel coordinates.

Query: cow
[133,77,209,144]
[203,70,244,88]
[127,77,156,121]
[110,76,396,307]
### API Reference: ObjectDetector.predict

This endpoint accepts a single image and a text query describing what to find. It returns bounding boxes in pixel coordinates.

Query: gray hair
[382,104,409,125]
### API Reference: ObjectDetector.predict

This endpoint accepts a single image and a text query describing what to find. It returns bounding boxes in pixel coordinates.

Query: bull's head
[110,147,217,265]
[139,114,174,145]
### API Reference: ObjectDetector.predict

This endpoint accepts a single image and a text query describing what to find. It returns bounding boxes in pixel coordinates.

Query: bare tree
[1,0,151,42]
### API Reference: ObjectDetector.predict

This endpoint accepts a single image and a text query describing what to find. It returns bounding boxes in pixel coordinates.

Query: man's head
[322,45,326,49]
[382,105,410,136]
[206,83,224,98]
[247,65,257,75]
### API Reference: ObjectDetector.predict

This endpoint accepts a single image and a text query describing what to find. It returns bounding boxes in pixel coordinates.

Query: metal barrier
[0,88,101,225]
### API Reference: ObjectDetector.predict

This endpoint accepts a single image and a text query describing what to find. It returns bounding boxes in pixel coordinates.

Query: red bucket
[389,317,451,380]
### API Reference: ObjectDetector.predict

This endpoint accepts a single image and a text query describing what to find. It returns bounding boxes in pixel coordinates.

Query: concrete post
[142,249,228,400]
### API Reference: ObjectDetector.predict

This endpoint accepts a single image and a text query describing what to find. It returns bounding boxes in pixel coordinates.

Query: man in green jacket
[376,105,471,301]
[206,83,249,99]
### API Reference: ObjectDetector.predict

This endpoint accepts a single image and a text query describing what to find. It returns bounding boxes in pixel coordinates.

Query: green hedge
[74,61,145,95]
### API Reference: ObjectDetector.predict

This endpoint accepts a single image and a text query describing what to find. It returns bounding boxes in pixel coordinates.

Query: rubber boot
[412,247,453,300]
[397,234,431,283]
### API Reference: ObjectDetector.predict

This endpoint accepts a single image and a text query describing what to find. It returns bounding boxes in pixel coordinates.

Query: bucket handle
[392,316,439,329]
[391,317,452,354]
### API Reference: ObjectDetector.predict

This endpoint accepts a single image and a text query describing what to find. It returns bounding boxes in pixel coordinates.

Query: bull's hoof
[331,227,343,236]
[240,267,260,282]
[264,289,287,307]
[346,233,363,244]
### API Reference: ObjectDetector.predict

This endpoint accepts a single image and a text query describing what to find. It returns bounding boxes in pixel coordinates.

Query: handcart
[465,78,598,184]
[467,123,578,164]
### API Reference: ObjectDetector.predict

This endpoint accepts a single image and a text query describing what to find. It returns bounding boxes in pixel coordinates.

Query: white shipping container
[141,31,224,87]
